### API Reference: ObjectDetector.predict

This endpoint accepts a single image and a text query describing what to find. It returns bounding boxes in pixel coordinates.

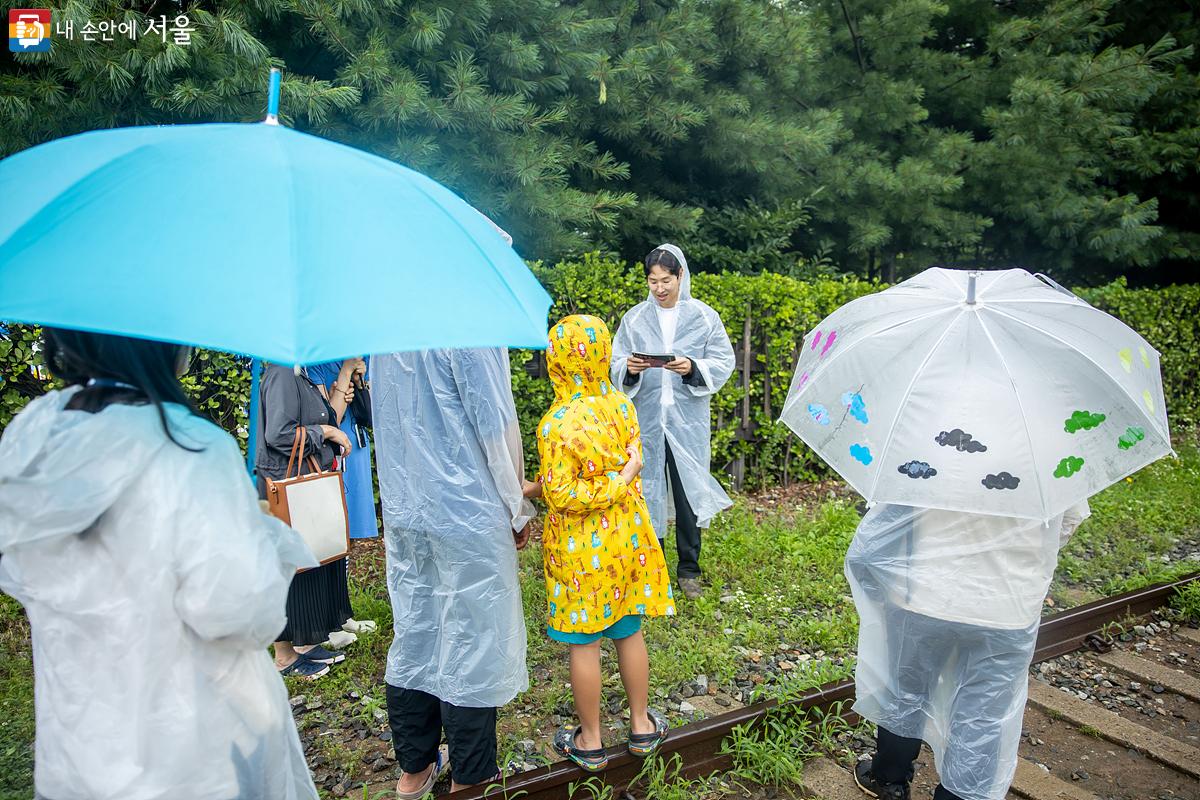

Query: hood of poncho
[546,315,615,403]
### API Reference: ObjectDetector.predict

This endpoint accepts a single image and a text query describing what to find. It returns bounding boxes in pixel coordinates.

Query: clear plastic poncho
[371,348,534,708]
[845,502,1089,800]
[610,245,736,537]
[0,389,317,800]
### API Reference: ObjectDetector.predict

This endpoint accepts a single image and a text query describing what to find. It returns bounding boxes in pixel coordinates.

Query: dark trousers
[872,726,964,800]
[386,684,498,786]
[664,441,701,579]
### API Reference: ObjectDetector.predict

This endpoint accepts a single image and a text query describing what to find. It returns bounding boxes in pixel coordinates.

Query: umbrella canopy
[0,118,550,363]
[780,268,1172,520]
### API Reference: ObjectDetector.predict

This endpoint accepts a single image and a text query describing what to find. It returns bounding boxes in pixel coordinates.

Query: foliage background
[2,0,1199,284]
[5,264,1198,488]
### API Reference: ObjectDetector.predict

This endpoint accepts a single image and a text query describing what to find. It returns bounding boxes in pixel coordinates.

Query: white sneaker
[324,630,357,649]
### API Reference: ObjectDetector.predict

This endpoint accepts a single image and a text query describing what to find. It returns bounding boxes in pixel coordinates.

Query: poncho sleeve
[542,411,634,513]
[1059,500,1091,545]
[173,432,316,646]
[610,307,644,400]
[684,306,735,398]
[450,348,535,531]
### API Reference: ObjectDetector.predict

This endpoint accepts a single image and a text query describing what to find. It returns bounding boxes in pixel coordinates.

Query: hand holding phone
[631,352,675,368]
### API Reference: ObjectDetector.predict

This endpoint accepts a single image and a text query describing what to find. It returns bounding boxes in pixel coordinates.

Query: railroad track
[446,571,1200,800]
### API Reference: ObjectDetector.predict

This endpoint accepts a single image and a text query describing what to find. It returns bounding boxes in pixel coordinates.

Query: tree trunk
[883,252,897,283]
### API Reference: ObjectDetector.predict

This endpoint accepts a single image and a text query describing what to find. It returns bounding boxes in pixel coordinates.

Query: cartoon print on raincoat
[537,315,676,634]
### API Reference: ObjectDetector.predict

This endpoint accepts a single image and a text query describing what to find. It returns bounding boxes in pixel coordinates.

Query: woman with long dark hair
[0,329,317,800]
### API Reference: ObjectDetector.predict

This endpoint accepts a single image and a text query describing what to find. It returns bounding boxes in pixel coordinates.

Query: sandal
[627,708,669,758]
[295,644,345,664]
[553,726,609,773]
[343,618,378,634]
[277,655,330,680]
[395,745,449,800]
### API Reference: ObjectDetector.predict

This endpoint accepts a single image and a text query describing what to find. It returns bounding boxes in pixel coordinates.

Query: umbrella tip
[966,271,980,305]
[265,68,282,126]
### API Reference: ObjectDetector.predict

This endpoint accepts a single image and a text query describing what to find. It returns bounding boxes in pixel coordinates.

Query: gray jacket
[254,364,337,482]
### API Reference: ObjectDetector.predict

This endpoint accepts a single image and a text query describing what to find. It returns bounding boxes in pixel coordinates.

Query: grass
[0,439,1197,798]
[1053,440,1200,603]
[0,594,34,800]
[1172,579,1200,623]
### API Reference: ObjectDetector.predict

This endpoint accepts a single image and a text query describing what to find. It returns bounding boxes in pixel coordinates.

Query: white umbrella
[780,268,1172,520]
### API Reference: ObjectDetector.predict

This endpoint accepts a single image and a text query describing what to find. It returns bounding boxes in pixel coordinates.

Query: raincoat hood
[547,315,615,403]
[0,387,185,552]
[647,243,693,305]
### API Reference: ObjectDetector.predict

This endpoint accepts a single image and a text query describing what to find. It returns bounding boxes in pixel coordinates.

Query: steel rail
[448,571,1199,800]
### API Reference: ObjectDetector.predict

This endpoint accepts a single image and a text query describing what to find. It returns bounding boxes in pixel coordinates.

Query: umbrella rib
[865,306,969,501]
[984,306,1171,446]
[973,311,1051,520]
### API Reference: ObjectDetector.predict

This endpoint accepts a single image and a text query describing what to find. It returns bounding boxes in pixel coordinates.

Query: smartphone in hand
[632,352,675,368]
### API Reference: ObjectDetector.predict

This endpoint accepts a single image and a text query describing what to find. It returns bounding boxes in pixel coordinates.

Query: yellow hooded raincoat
[537,315,676,634]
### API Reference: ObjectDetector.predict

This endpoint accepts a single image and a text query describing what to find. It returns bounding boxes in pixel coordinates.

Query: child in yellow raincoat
[536,314,676,772]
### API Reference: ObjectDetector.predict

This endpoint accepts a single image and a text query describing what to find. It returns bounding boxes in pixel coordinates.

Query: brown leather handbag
[264,428,350,571]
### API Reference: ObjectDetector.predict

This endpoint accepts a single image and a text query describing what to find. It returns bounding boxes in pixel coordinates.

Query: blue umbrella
[0,70,551,365]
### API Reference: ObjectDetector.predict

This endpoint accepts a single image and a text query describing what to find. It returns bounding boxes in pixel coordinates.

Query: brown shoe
[679,577,703,599]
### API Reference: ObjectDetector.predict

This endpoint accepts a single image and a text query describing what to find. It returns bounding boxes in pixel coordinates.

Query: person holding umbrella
[611,244,735,599]
[0,329,318,800]
[256,358,363,678]
[0,67,553,795]
[305,358,379,649]
[781,268,1173,800]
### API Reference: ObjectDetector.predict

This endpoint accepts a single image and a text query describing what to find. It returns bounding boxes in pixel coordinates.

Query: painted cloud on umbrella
[935,428,987,453]
[898,461,937,479]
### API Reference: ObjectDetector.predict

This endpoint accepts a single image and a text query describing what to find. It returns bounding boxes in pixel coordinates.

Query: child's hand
[622,445,643,481]
[522,478,543,499]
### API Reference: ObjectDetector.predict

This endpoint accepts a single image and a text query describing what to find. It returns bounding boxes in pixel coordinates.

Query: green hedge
[3,266,1198,489]
[1076,279,1200,429]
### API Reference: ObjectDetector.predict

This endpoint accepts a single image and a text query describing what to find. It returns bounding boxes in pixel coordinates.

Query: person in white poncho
[611,244,735,598]
[0,328,317,800]
[847,502,1090,800]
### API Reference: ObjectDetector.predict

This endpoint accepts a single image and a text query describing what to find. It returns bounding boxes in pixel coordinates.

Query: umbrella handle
[265,68,282,125]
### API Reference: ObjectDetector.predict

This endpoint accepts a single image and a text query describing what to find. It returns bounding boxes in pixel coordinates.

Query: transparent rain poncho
[610,245,736,537]
[371,348,534,707]
[845,502,1089,800]
[0,389,317,800]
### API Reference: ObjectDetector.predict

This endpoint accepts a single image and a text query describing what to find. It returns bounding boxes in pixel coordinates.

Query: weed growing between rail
[1172,579,1200,622]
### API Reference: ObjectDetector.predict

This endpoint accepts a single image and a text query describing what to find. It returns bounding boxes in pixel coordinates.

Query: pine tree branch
[838,0,868,77]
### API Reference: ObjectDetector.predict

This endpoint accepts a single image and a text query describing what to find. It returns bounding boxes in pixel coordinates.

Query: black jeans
[386,684,498,785]
[664,441,701,579]
[871,726,964,800]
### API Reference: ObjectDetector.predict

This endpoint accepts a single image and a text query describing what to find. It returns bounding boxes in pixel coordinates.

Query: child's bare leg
[569,641,604,750]
[614,630,653,734]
